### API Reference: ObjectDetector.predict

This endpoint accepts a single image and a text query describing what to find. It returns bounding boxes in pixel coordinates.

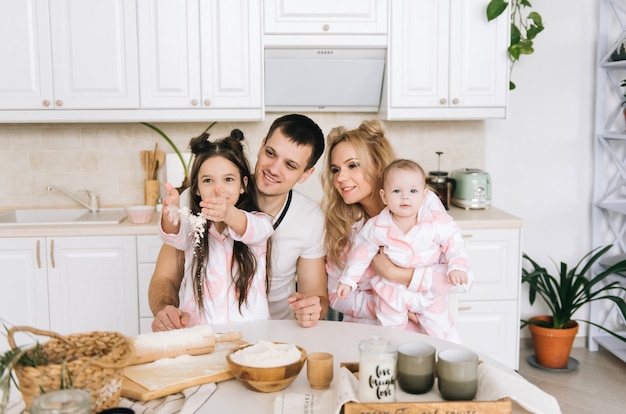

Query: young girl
[336,159,472,340]
[159,129,273,326]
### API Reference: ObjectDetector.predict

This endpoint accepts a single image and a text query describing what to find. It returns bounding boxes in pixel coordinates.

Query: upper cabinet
[0,0,508,122]
[264,0,387,35]
[0,0,262,122]
[0,0,138,111]
[138,0,263,118]
[381,0,509,120]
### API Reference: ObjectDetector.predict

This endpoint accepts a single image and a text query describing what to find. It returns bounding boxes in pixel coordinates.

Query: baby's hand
[336,283,353,299]
[448,270,468,286]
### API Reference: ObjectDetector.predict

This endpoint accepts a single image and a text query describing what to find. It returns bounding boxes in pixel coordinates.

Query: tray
[340,362,512,414]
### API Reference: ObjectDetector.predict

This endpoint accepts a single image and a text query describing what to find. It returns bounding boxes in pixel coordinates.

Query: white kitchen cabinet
[382,0,509,120]
[0,0,139,111]
[454,227,522,370]
[0,236,139,348]
[137,235,163,334]
[138,0,262,118]
[0,0,53,110]
[0,238,49,351]
[49,0,139,109]
[264,0,387,35]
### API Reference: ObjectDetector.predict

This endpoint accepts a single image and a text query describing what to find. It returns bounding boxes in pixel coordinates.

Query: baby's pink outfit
[338,191,473,342]
[159,210,273,326]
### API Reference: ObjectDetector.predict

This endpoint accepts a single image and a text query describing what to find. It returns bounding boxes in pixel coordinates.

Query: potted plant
[486,0,545,90]
[521,245,626,369]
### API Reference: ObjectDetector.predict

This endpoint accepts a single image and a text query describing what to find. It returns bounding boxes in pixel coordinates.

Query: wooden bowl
[226,342,307,393]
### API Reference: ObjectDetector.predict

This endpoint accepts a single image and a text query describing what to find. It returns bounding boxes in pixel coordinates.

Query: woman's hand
[371,247,413,287]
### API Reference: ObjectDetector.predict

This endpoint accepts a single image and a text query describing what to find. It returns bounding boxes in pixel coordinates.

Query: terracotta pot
[528,315,579,369]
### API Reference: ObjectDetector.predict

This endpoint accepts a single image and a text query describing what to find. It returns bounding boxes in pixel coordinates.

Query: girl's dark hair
[187,128,271,314]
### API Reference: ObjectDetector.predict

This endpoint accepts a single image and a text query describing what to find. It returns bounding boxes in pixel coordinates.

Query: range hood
[264,48,386,112]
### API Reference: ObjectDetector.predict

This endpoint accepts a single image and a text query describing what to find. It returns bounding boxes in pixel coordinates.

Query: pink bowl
[125,205,154,224]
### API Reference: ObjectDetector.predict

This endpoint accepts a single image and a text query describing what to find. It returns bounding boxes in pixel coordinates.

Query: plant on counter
[521,245,626,368]
[140,121,217,189]
[486,0,545,90]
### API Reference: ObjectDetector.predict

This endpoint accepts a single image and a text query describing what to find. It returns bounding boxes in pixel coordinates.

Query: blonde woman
[322,120,463,340]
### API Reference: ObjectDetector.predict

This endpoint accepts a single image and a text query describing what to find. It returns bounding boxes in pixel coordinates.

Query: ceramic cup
[437,349,479,401]
[306,352,334,390]
[396,342,436,394]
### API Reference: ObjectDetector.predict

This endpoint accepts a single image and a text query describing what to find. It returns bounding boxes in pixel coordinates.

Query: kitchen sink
[0,208,127,226]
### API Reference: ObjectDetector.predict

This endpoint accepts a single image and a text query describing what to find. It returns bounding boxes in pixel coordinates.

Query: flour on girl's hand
[166,205,208,250]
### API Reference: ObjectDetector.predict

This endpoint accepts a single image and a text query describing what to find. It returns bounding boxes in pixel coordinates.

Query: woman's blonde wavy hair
[321,119,396,269]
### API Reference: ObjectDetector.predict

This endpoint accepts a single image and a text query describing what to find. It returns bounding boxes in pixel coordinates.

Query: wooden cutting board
[121,340,246,401]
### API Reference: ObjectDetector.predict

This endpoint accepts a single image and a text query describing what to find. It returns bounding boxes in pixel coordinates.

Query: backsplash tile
[0,115,484,208]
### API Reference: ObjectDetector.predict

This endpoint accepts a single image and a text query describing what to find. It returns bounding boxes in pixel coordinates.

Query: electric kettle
[450,168,492,209]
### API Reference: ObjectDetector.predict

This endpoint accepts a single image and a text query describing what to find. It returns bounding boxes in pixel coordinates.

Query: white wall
[485,0,599,337]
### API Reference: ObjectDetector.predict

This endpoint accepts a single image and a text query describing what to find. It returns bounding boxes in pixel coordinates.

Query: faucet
[46,185,100,213]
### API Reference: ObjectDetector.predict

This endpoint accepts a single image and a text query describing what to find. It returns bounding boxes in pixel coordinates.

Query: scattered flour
[132,325,214,352]
[229,340,302,367]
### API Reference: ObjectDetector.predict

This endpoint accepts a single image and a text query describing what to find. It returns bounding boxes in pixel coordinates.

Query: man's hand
[288,293,323,328]
[152,304,191,332]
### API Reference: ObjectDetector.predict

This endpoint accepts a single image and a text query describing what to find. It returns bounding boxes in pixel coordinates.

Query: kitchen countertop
[0,206,521,238]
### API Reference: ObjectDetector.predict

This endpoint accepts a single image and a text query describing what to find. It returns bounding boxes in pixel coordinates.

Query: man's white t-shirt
[177,189,325,320]
[268,190,326,319]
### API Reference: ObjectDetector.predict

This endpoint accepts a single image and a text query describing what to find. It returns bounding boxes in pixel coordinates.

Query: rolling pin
[129,325,243,365]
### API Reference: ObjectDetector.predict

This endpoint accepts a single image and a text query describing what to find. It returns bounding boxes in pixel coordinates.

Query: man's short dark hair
[265,114,325,170]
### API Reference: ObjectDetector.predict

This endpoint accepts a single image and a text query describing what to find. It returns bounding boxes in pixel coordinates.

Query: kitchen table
[4,320,558,414]
[166,320,554,413]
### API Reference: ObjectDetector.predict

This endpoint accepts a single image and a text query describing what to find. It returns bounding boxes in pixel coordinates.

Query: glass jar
[358,334,397,403]
[30,389,92,414]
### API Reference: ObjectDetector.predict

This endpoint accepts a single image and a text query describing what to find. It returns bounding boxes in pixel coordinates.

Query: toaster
[450,168,492,209]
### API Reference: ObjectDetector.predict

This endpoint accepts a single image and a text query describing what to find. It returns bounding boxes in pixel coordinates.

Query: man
[148,114,328,329]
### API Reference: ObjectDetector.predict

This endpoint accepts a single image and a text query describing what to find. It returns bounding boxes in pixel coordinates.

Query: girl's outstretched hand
[161,182,181,231]
[201,184,231,223]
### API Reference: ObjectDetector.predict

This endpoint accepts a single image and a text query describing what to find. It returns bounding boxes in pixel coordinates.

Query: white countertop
[0,206,521,238]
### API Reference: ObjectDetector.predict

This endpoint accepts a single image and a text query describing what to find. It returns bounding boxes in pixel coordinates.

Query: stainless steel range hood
[264,48,386,112]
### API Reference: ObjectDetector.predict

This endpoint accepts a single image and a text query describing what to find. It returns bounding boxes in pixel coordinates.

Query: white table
[205,320,524,412]
[5,320,555,413]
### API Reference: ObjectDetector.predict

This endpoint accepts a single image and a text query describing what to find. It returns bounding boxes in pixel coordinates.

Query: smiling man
[149,114,328,330]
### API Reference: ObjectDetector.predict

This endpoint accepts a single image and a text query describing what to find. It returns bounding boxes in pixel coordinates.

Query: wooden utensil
[129,331,243,365]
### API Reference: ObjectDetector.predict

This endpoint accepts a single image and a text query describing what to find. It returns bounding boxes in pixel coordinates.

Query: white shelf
[593,333,626,363]
[591,0,626,358]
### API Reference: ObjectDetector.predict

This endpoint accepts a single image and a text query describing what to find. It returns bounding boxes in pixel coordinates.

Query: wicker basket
[7,326,135,412]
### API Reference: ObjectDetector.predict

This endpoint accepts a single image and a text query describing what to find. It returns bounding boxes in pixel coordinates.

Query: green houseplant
[522,245,626,368]
[486,0,545,90]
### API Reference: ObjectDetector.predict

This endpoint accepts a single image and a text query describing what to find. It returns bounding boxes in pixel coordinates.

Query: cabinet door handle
[439,98,447,105]
[55,99,63,107]
[191,99,198,106]
[50,239,55,269]
[203,99,211,106]
[323,24,330,31]
[42,100,50,107]
[458,306,472,312]
[36,239,41,268]
[452,98,460,105]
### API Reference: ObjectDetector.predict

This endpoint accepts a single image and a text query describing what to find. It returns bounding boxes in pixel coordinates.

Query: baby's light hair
[382,159,426,185]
